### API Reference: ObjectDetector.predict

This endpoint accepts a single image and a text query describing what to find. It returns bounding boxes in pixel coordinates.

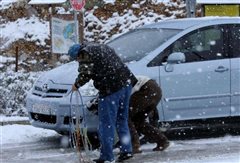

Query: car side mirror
[167,52,186,64]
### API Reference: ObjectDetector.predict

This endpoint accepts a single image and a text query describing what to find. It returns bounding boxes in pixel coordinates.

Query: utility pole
[186,0,196,18]
[74,10,79,43]
[15,46,18,72]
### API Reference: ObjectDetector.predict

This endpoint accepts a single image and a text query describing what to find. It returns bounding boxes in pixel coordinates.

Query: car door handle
[215,66,229,73]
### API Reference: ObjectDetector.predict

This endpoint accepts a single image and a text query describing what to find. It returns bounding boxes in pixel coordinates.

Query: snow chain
[69,90,93,163]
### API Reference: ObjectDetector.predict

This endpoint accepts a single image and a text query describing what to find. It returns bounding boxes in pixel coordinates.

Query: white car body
[26,17,240,133]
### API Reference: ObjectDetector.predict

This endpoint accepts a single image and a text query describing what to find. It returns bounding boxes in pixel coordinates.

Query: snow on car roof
[28,0,67,5]
[197,0,240,4]
[140,17,240,30]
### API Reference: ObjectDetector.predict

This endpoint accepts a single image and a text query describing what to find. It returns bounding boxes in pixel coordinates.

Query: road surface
[1,131,240,163]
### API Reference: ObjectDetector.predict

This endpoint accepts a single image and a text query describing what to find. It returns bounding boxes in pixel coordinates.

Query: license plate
[32,104,51,114]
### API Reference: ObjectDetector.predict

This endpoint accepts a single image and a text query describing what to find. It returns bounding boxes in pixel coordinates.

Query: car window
[229,24,240,58]
[108,28,181,62]
[148,25,227,67]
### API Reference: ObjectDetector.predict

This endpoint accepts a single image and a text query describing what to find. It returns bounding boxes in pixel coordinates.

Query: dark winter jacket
[74,42,137,97]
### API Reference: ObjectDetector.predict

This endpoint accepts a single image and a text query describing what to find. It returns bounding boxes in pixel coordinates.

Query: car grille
[64,116,83,125]
[32,86,68,98]
[30,113,56,124]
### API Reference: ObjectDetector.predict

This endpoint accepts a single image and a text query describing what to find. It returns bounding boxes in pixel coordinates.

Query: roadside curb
[1,120,30,126]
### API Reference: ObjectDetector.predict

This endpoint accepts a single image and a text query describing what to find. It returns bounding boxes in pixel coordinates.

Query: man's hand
[72,84,78,91]
[86,98,98,115]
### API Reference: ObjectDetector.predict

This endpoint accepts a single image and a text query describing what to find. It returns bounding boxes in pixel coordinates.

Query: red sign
[70,0,86,11]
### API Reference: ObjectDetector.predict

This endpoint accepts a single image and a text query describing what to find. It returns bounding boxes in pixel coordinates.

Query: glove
[86,98,98,115]
[72,84,78,91]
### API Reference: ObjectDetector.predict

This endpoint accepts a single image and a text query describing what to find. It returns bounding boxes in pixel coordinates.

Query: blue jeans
[98,85,132,161]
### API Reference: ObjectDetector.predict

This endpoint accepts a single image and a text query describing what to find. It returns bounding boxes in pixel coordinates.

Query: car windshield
[108,28,182,62]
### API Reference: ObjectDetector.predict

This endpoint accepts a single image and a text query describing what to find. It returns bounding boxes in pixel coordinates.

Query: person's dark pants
[98,85,132,162]
[129,80,168,151]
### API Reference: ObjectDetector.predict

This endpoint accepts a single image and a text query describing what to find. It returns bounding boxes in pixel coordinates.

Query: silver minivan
[26,17,240,134]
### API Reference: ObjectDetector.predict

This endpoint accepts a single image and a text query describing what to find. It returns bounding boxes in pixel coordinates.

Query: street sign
[51,16,79,53]
[70,0,86,11]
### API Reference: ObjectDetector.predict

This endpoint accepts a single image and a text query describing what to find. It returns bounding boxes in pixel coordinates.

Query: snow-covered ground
[1,124,240,163]
[1,124,57,144]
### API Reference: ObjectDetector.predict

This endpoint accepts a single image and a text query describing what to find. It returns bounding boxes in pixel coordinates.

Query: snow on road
[1,124,240,163]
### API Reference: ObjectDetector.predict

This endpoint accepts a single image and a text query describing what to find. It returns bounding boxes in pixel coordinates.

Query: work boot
[133,147,142,154]
[132,138,142,154]
[93,158,115,163]
[117,152,133,162]
[153,141,170,151]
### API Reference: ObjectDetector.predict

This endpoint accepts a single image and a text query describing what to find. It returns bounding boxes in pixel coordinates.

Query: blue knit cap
[68,44,81,60]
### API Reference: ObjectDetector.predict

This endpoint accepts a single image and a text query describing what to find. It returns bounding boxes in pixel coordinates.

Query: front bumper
[26,93,98,133]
